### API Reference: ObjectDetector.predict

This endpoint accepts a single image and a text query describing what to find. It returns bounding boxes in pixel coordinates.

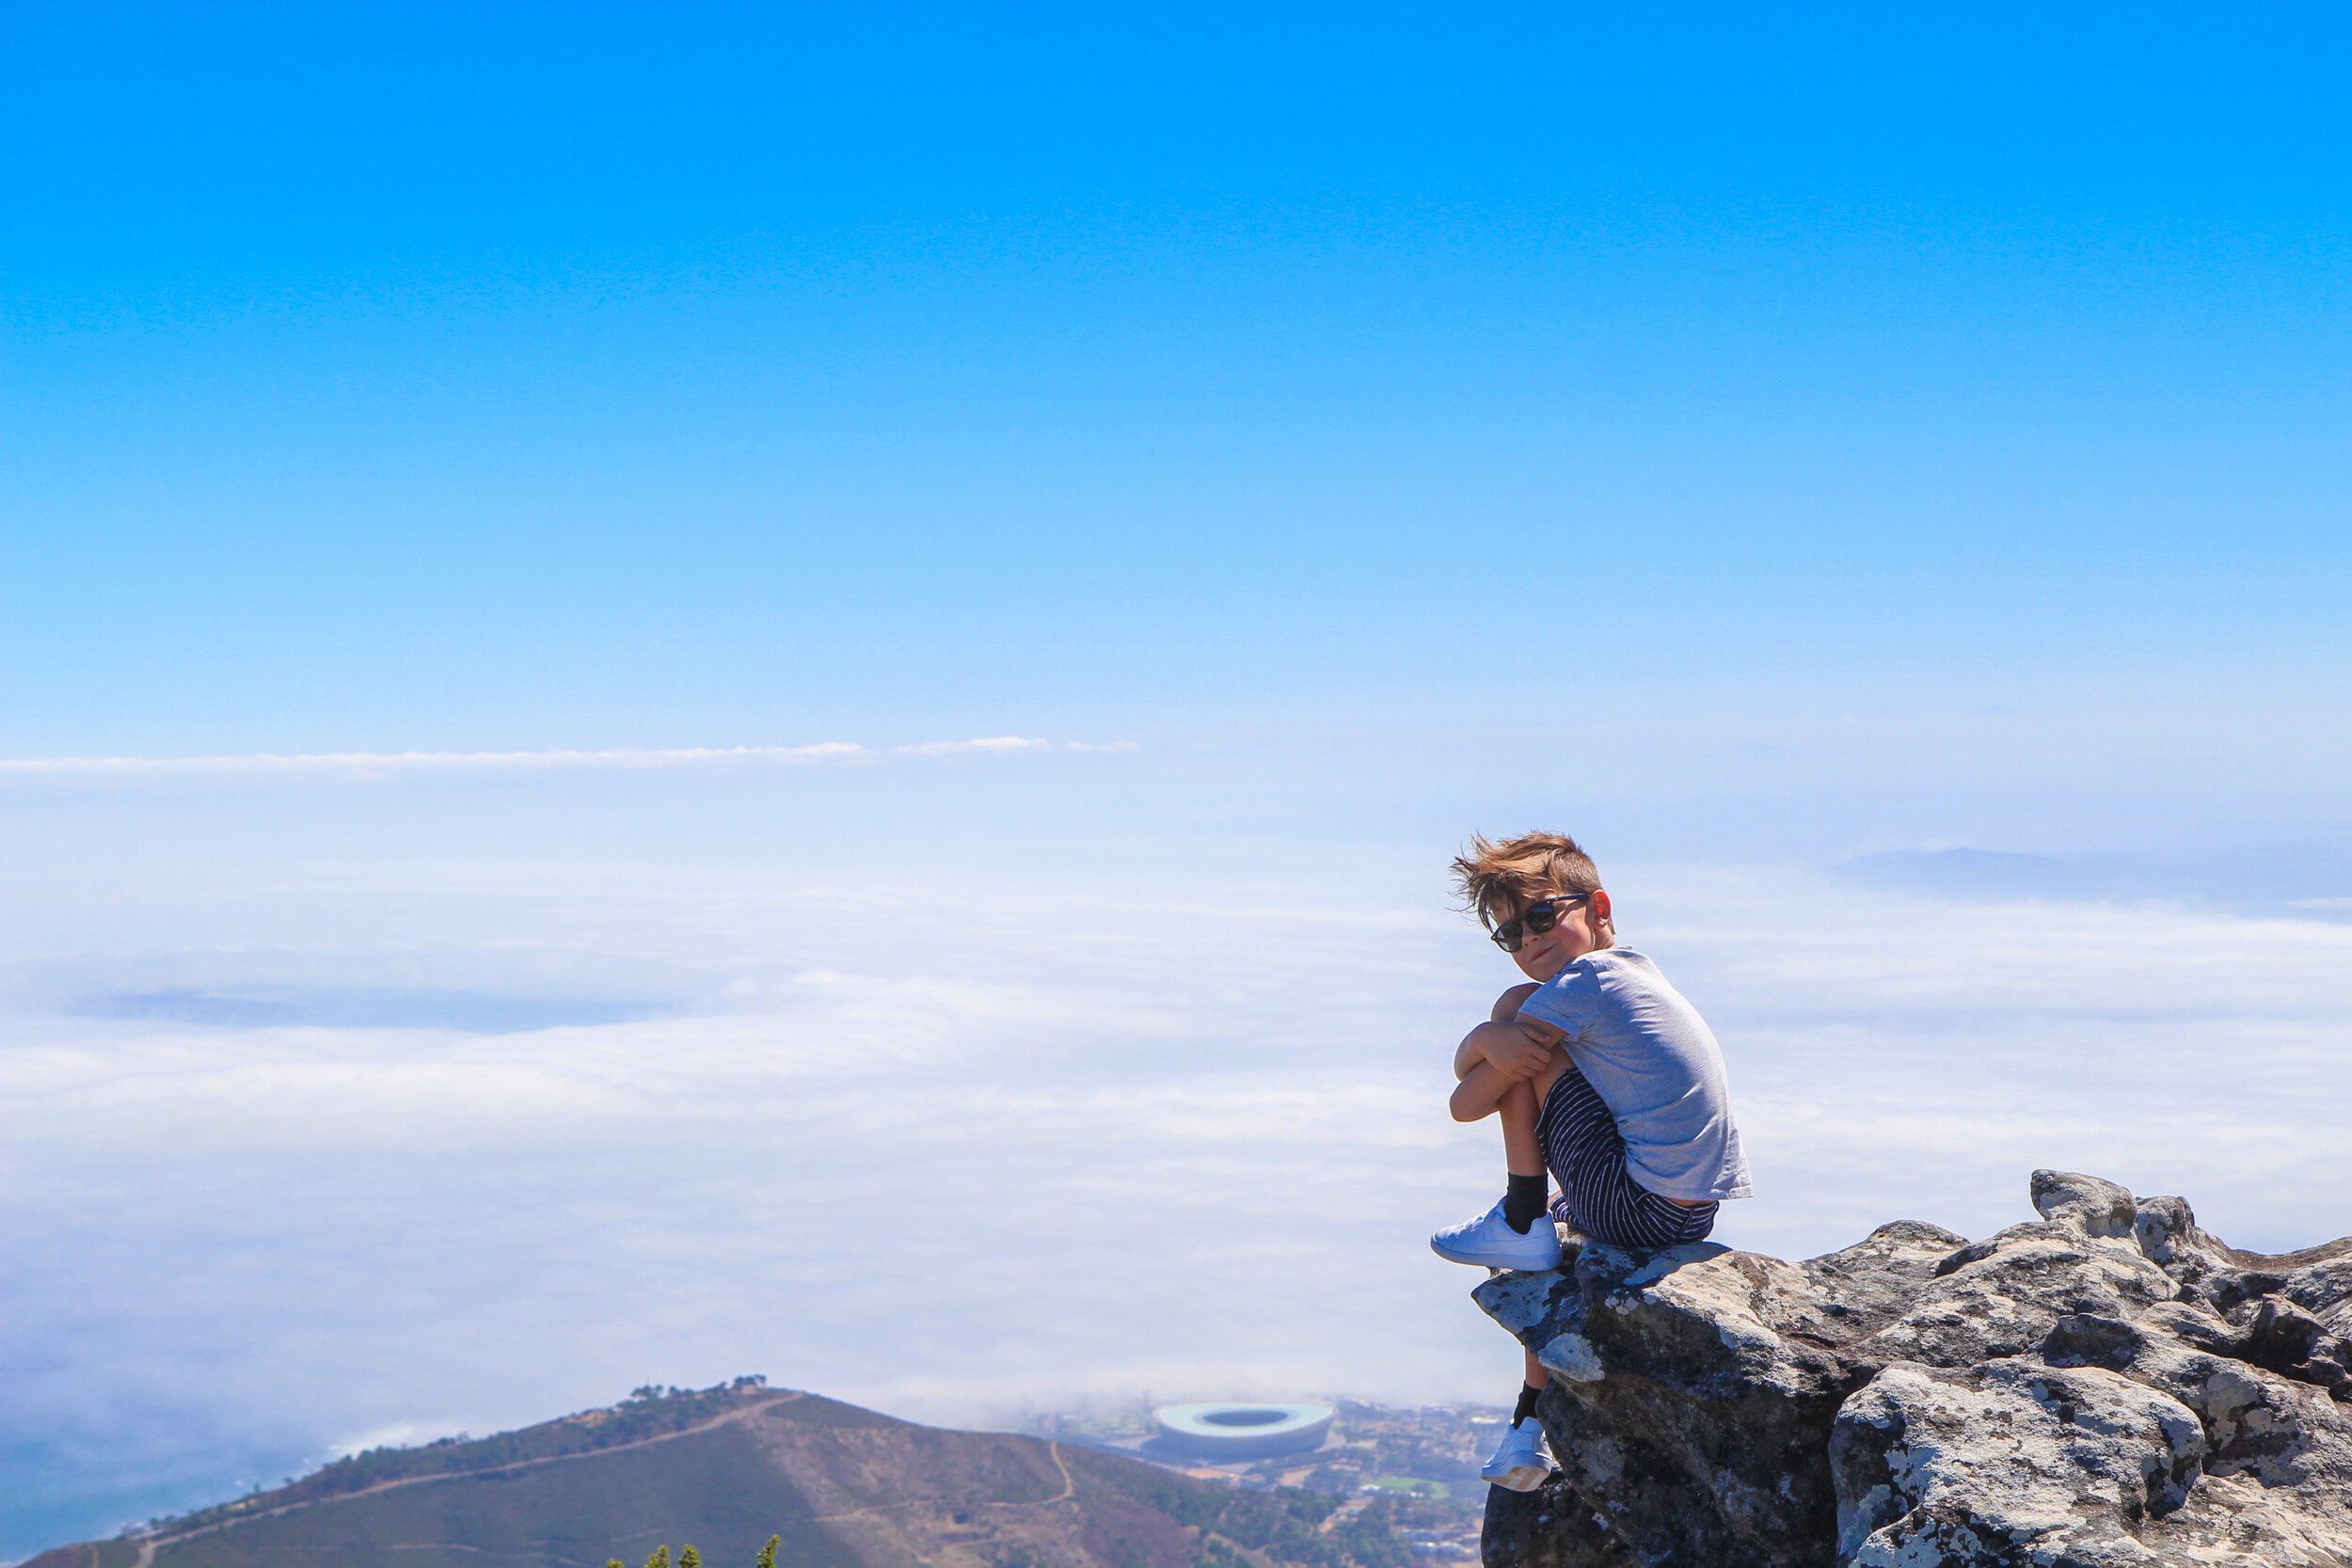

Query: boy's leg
[1501,1078,1543,1176]
[1430,1073,1561,1268]
[1480,1351,1554,1489]
[1499,1079,1548,1233]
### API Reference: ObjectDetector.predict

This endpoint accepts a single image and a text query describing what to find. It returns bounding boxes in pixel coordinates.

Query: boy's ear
[1590,888,1613,931]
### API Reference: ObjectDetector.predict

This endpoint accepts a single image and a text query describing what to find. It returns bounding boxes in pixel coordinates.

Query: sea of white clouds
[4,745,2349,1560]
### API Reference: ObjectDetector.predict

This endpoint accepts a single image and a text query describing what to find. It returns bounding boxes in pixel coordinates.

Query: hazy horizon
[10,741,2348,1553]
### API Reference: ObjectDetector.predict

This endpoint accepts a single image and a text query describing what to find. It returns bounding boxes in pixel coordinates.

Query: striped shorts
[1539,1059,1720,1250]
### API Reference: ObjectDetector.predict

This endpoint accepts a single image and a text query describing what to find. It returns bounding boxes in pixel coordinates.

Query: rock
[2032,1169,2140,1239]
[2284,1256,2352,1338]
[1832,1360,2205,1564]
[1482,1473,1636,1568]
[1857,1220,2178,1370]
[1474,1173,2352,1568]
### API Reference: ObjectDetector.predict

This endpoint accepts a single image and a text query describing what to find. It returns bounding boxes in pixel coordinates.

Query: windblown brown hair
[1451,831,1605,931]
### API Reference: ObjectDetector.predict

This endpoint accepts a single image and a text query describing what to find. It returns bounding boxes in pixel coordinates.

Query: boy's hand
[1483,1022,1557,1082]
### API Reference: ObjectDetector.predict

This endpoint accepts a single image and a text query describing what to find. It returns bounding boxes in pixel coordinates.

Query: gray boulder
[1475,1172,2352,1567]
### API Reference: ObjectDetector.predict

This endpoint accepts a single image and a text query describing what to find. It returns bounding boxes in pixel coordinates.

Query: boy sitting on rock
[1427,832,1752,1489]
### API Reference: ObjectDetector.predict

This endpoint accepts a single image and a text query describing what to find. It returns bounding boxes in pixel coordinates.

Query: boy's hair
[1452,831,1603,929]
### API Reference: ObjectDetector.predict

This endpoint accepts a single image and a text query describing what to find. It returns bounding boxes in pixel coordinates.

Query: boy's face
[1501,886,1613,983]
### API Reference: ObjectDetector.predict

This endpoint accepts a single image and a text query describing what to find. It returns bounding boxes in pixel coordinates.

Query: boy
[1426,832,1751,1490]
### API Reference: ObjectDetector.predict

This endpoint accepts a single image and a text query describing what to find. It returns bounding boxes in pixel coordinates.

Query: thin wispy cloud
[0,738,1135,783]
[894,736,1052,756]
[894,736,1139,756]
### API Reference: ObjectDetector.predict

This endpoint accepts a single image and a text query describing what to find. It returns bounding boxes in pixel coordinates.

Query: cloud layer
[6,823,2350,1558]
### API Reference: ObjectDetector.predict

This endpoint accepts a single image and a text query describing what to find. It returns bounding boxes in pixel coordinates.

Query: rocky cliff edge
[1476,1171,2352,1568]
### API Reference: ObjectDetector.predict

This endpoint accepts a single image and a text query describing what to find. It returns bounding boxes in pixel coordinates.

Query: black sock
[1511,1384,1542,1429]
[1502,1173,1548,1234]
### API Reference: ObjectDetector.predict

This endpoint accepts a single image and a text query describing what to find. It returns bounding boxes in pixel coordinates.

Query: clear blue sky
[8,2,2349,760]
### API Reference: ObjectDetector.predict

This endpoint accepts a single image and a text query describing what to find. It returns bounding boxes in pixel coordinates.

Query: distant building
[1151,1403,1335,1459]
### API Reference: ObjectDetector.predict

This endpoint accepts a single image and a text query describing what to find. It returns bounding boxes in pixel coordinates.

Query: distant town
[1012,1400,1506,1562]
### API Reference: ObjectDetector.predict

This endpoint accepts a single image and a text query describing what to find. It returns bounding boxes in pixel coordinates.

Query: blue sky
[6,4,2352,1560]
[10,2,2351,757]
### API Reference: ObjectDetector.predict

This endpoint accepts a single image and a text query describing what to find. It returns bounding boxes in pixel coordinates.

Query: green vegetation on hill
[608,1545,765,1568]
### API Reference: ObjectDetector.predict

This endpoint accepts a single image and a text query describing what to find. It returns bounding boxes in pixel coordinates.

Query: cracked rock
[1475,1171,2352,1568]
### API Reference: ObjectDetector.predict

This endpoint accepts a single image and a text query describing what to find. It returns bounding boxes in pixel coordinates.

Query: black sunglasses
[1490,893,1593,953]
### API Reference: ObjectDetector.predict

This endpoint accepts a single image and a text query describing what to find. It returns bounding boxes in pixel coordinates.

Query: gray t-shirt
[1516,947,1753,1203]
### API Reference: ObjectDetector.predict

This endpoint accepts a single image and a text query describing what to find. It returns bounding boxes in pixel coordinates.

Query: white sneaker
[1430,1198,1563,1271]
[1480,1420,1552,1491]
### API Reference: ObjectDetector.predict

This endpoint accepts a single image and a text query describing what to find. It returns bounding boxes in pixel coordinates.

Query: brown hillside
[24,1385,1400,1568]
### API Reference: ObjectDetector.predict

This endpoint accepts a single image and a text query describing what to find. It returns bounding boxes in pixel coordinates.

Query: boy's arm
[1450,983,1553,1079]
[1513,1013,1565,1048]
[1491,982,1542,1022]
[1454,1018,1562,1082]
[1453,1007,1574,1117]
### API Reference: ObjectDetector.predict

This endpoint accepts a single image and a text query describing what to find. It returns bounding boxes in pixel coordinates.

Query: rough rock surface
[1476,1172,2352,1568]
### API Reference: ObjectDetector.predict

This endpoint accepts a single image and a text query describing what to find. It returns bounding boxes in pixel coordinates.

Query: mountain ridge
[25,1383,1407,1568]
